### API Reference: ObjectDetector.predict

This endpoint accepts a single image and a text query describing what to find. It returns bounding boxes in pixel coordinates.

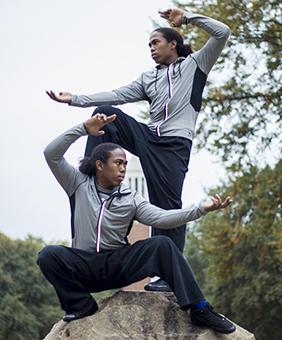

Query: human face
[96,148,127,189]
[149,31,177,66]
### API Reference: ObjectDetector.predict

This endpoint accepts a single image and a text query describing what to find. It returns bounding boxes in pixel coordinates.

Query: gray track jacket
[44,124,207,252]
[70,12,230,140]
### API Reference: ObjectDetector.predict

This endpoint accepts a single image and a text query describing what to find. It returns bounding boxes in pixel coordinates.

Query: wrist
[83,123,89,134]
[199,200,208,215]
[181,13,188,25]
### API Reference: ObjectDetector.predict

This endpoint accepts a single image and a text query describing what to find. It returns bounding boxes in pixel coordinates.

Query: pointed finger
[105,114,117,123]
[92,113,102,121]
[159,10,171,19]
[46,90,56,100]
[221,196,232,208]
[158,10,170,15]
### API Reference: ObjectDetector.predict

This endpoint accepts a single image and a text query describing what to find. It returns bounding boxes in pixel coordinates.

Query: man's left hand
[203,194,232,212]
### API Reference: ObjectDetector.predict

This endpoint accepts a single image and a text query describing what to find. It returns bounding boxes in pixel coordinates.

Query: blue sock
[191,299,208,310]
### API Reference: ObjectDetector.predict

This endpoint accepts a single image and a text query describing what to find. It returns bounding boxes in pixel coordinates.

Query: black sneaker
[144,279,172,292]
[63,302,98,322]
[190,304,236,334]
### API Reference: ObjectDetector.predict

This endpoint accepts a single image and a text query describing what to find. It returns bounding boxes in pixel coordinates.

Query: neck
[163,54,179,66]
[96,178,115,191]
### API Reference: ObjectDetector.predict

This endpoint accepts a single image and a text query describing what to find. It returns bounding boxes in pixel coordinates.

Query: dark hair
[79,143,122,176]
[154,27,192,57]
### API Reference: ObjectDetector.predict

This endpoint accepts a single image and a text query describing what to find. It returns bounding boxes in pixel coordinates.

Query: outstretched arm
[46,88,122,107]
[159,8,230,74]
[46,75,148,108]
[135,193,232,229]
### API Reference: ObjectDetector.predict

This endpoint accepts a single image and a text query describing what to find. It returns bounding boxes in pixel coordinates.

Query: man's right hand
[159,8,184,27]
[83,113,116,136]
[46,90,72,104]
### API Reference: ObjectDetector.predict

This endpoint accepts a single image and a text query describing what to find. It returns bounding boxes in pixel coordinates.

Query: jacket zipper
[95,191,123,253]
[96,200,107,253]
[156,63,173,137]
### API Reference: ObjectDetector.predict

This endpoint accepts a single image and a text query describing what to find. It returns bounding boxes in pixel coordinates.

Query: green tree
[0,233,115,339]
[185,160,282,339]
[172,0,281,170]
[0,234,62,340]
[184,226,208,288]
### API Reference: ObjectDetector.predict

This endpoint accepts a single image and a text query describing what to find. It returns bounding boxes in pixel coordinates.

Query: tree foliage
[173,0,281,170]
[0,233,114,339]
[0,234,62,339]
[185,159,282,339]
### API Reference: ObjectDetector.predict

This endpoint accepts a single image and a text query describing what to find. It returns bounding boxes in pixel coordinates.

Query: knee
[151,235,176,252]
[37,245,63,270]
[92,105,119,116]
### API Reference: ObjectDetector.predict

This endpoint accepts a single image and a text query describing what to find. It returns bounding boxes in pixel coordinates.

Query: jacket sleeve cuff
[182,12,195,25]
[77,123,88,136]
[69,95,78,106]
[198,200,208,215]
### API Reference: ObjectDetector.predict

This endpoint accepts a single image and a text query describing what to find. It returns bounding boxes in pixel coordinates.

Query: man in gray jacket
[37,113,235,334]
[46,8,230,291]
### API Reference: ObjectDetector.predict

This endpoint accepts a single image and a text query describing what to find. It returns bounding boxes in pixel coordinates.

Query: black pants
[37,236,204,314]
[85,106,192,253]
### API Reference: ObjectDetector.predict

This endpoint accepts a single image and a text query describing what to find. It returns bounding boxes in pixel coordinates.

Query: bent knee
[92,105,119,116]
[150,235,176,249]
[37,245,63,268]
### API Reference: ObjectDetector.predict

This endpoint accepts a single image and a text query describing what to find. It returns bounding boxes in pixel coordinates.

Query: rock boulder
[44,291,255,340]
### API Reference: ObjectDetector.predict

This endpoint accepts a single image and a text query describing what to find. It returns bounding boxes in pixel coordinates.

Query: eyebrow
[148,38,160,47]
[115,159,128,165]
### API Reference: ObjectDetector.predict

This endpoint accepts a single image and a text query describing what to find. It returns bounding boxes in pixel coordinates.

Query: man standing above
[46,8,230,291]
[38,113,235,334]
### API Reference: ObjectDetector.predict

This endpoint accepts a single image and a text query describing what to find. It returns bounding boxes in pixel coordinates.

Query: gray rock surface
[44,291,255,340]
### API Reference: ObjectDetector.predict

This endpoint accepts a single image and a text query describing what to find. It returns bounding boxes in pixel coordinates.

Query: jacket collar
[90,176,131,196]
[155,56,185,69]
[117,182,132,195]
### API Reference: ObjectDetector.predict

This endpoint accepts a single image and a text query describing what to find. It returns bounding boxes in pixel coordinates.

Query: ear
[170,40,177,50]
[96,160,104,172]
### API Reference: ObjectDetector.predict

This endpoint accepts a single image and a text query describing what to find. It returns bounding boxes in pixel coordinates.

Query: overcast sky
[0,0,225,242]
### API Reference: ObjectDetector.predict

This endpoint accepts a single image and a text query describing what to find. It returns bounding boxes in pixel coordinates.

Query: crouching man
[37,113,235,334]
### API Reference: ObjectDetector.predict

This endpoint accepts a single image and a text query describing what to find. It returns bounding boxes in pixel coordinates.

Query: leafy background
[1,1,281,339]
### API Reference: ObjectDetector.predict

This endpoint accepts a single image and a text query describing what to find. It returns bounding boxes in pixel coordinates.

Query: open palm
[46,90,72,104]
[203,194,232,212]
